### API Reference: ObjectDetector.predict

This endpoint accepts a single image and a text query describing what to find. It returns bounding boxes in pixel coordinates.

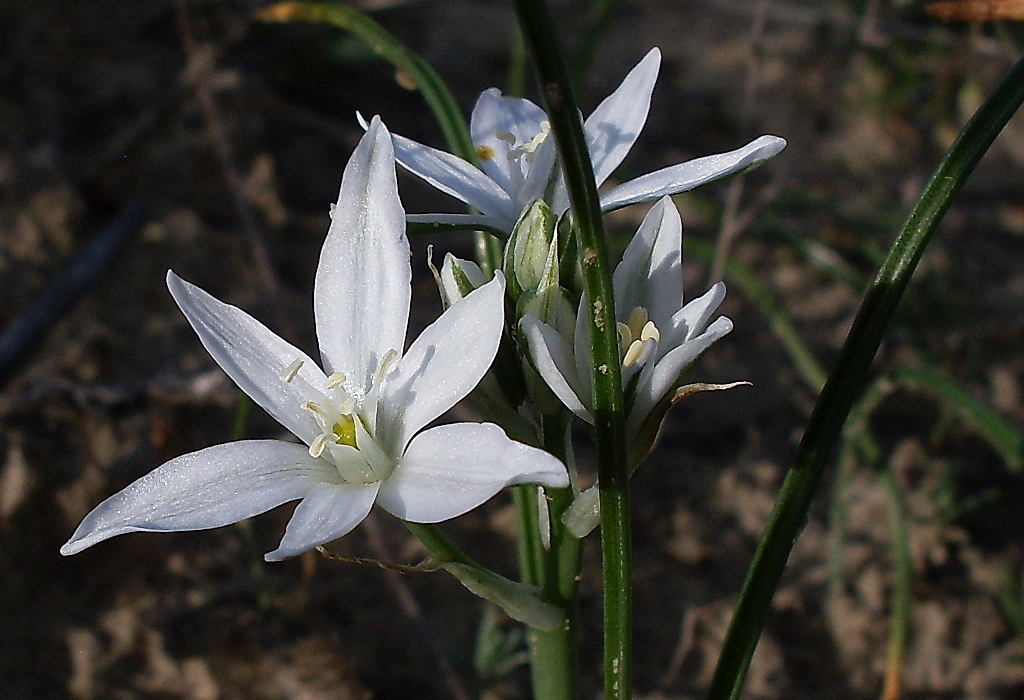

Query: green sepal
[442,562,565,631]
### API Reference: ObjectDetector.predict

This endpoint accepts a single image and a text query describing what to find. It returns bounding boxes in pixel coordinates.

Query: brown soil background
[3,1,1024,698]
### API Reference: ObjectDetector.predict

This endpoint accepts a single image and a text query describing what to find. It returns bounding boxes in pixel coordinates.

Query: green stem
[706,52,1024,700]
[406,521,482,568]
[511,1,631,697]
[517,414,581,700]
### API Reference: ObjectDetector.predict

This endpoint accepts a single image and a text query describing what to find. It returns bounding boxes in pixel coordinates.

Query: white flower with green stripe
[61,117,567,562]
[381,48,786,234]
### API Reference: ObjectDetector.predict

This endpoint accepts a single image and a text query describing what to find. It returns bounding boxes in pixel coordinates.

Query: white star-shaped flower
[521,196,732,439]
[61,117,567,562]
[382,48,786,233]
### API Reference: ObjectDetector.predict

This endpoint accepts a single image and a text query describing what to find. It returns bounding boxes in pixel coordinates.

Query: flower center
[616,306,661,370]
[493,121,550,164]
[279,354,401,485]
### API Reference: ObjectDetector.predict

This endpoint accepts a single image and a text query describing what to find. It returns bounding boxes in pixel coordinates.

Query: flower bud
[503,199,558,302]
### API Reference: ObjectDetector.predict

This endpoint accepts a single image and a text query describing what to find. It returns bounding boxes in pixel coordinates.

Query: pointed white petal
[376,275,506,457]
[390,131,516,223]
[521,315,593,423]
[516,134,559,211]
[613,196,682,329]
[660,282,727,353]
[438,253,487,307]
[599,135,787,212]
[586,48,661,186]
[61,440,336,555]
[470,89,548,196]
[630,316,733,430]
[377,423,567,523]
[315,117,411,393]
[265,481,379,561]
[167,272,326,445]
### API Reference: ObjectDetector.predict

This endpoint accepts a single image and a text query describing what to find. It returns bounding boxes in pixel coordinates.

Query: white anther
[622,340,645,369]
[279,358,304,383]
[640,320,660,343]
[325,372,347,389]
[495,130,516,145]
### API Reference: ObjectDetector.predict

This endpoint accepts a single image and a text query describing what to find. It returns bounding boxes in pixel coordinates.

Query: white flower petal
[60,440,336,556]
[586,48,661,187]
[613,196,682,329]
[438,253,487,307]
[599,135,787,212]
[676,281,727,342]
[167,272,326,445]
[390,131,516,223]
[377,423,567,522]
[315,117,411,394]
[521,315,593,423]
[630,316,733,430]
[471,89,548,196]
[376,275,506,457]
[265,481,380,561]
[516,135,559,211]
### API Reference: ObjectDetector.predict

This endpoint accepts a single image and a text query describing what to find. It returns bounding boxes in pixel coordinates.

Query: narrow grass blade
[707,52,1024,700]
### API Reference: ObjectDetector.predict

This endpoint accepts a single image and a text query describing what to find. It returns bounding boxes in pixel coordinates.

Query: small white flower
[382,48,786,233]
[521,196,732,438]
[61,117,567,562]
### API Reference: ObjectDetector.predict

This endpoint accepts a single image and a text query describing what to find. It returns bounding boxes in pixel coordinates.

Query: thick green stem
[517,414,581,700]
[511,1,631,697]
[706,52,1024,700]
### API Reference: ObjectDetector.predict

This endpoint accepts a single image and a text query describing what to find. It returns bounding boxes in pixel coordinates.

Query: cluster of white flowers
[62,49,784,560]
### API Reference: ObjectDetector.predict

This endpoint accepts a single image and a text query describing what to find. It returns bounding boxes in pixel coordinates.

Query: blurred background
[2,0,1024,698]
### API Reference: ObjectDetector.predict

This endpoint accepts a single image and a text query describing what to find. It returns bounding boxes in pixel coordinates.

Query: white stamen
[511,121,550,158]
[640,320,660,343]
[279,358,304,383]
[309,433,331,459]
[622,340,645,369]
[495,130,516,145]
[326,372,347,389]
[376,348,400,383]
[302,401,330,425]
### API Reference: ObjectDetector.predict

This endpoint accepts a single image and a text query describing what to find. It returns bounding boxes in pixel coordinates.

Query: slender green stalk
[516,414,581,700]
[707,52,1024,700]
[511,1,631,697]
